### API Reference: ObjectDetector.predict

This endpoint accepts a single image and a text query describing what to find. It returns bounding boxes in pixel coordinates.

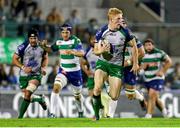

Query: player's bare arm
[138,46,145,59]
[12,53,32,74]
[39,40,53,53]
[128,38,139,74]
[41,52,48,75]
[93,41,110,55]
[65,49,84,57]
[80,58,93,77]
[156,55,172,76]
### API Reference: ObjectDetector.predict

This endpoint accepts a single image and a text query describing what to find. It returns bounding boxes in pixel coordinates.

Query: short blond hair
[108,8,123,20]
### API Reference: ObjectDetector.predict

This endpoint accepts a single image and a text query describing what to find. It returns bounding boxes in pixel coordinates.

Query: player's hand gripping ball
[100,39,113,61]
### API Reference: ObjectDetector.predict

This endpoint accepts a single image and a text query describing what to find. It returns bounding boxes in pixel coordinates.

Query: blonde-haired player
[92,8,139,120]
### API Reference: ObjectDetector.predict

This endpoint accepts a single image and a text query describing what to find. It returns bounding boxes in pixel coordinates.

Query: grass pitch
[0,118,180,127]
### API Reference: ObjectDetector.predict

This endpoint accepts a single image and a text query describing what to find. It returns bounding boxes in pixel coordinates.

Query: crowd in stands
[0,0,99,45]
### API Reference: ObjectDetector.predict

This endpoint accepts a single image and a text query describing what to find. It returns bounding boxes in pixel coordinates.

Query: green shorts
[95,60,123,79]
[86,77,94,90]
[19,75,42,89]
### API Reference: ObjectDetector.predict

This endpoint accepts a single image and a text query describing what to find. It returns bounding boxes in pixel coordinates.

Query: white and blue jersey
[84,46,99,77]
[15,40,47,76]
[95,24,133,66]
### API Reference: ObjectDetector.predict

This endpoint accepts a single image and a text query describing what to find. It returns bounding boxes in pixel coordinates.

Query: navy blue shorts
[123,66,136,86]
[58,68,83,87]
[144,79,164,91]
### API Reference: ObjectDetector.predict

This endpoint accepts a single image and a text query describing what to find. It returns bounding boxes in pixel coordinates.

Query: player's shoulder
[95,24,108,41]
[71,35,81,42]
[119,26,131,35]
[85,46,92,55]
[17,39,29,51]
[154,48,165,54]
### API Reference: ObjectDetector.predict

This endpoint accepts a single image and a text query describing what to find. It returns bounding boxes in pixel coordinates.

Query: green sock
[31,95,43,103]
[18,99,30,118]
[92,95,101,119]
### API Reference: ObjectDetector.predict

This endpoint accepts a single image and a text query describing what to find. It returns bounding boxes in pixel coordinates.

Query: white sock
[162,108,168,117]
[50,91,60,115]
[75,94,84,112]
[135,90,144,101]
[145,113,152,118]
[108,99,118,118]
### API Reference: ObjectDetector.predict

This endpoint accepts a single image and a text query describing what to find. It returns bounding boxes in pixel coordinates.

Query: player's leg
[28,75,47,110]
[100,88,111,117]
[108,76,122,100]
[86,77,95,115]
[71,85,84,117]
[145,80,165,118]
[124,67,147,110]
[69,70,84,118]
[92,60,108,120]
[93,69,107,120]
[108,99,118,118]
[31,94,47,110]
[156,98,168,117]
[50,73,67,117]
[105,80,118,118]
[18,77,39,118]
[107,76,122,118]
[145,88,158,118]
[107,64,123,118]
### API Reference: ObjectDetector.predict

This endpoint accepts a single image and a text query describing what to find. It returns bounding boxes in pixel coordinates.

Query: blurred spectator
[170,62,180,89]
[85,18,99,35]
[47,65,58,90]
[10,0,37,21]
[0,0,6,36]
[0,63,8,87]
[7,65,18,86]
[66,9,81,28]
[28,7,45,39]
[46,7,64,41]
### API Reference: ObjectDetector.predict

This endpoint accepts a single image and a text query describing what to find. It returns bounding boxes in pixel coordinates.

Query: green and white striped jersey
[142,48,168,82]
[51,35,83,72]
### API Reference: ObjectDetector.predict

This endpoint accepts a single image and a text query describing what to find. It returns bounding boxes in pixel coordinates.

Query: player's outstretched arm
[65,49,84,57]
[129,38,139,74]
[39,40,53,53]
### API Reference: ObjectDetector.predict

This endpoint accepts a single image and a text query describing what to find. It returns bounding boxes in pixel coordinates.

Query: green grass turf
[0,118,180,127]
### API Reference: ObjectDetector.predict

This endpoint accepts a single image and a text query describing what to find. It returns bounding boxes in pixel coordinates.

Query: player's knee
[26,83,37,93]
[148,90,158,100]
[111,96,118,101]
[125,88,136,100]
[24,89,32,100]
[93,87,102,95]
[53,74,67,93]
[53,83,61,93]
[74,92,81,100]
